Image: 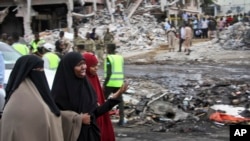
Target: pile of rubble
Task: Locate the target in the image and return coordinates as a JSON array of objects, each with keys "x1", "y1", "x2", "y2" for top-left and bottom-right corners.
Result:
[
  {"x1": 113, "y1": 78, "x2": 250, "y2": 131},
  {"x1": 217, "y1": 22, "x2": 250, "y2": 50},
  {"x1": 23, "y1": 8, "x2": 167, "y2": 54}
]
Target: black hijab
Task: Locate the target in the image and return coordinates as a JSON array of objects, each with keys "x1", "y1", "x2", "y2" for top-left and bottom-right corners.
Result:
[
  {"x1": 5, "y1": 55, "x2": 60, "y2": 116},
  {"x1": 51, "y1": 52, "x2": 97, "y2": 114}
]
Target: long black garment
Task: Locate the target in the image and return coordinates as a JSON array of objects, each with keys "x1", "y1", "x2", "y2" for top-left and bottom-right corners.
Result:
[{"x1": 51, "y1": 52, "x2": 119, "y2": 141}]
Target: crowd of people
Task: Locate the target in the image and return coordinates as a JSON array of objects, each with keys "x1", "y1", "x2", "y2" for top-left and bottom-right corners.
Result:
[
  {"x1": 164, "y1": 12, "x2": 250, "y2": 55},
  {"x1": 0, "y1": 26, "x2": 128, "y2": 141}
]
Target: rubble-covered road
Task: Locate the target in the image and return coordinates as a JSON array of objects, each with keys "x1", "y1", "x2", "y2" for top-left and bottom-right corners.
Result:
[{"x1": 97, "y1": 41, "x2": 250, "y2": 141}]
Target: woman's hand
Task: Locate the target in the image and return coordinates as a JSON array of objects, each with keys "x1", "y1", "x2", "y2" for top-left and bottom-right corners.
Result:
[
  {"x1": 111, "y1": 82, "x2": 129, "y2": 99},
  {"x1": 82, "y1": 113, "x2": 91, "y2": 125}
]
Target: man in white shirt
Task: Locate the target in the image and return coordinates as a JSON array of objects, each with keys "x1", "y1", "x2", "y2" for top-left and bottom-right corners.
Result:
[
  {"x1": 201, "y1": 18, "x2": 208, "y2": 38},
  {"x1": 182, "y1": 12, "x2": 188, "y2": 22},
  {"x1": 178, "y1": 24, "x2": 186, "y2": 52}
]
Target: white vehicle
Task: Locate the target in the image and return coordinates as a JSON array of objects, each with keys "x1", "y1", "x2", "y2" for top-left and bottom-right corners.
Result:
[{"x1": 0, "y1": 42, "x2": 56, "y2": 112}]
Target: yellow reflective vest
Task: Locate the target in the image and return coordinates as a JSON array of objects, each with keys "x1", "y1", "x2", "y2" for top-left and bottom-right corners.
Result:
[
  {"x1": 12, "y1": 43, "x2": 29, "y2": 55},
  {"x1": 104, "y1": 54, "x2": 124, "y2": 87},
  {"x1": 43, "y1": 52, "x2": 60, "y2": 69},
  {"x1": 30, "y1": 39, "x2": 45, "y2": 53}
]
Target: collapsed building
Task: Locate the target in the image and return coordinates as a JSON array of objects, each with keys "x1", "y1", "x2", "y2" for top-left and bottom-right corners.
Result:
[
  {"x1": 0, "y1": 0, "x2": 103, "y2": 36},
  {"x1": 0, "y1": 0, "x2": 204, "y2": 37}
]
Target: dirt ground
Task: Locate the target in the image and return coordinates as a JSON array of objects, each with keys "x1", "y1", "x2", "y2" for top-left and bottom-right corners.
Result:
[
  {"x1": 124, "y1": 38, "x2": 250, "y2": 65},
  {"x1": 112, "y1": 39, "x2": 250, "y2": 141}
]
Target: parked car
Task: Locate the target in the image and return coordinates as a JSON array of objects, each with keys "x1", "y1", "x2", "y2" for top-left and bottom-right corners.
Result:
[{"x1": 0, "y1": 41, "x2": 56, "y2": 112}]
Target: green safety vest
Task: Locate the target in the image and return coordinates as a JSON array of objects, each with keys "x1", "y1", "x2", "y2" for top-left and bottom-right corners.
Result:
[
  {"x1": 104, "y1": 54, "x2": 124, "y2": 87},
  {"x1": 43, "y1": 52, "x2": 60, "y2": 69},
  {"x1": 30, "y1": 39, "x2": 45, "y2": 53},
  {"x1": 12, "y1": 43, "x2": 29, "y2": 55}
]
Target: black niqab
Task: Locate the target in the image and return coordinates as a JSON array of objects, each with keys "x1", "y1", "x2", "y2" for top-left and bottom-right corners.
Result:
[
  {"x1": 5, "y1": 55, "x2": 60, "y2": 116},
  {"x1": 51, "y1": 52, "x2": 97, "y2": 114}
]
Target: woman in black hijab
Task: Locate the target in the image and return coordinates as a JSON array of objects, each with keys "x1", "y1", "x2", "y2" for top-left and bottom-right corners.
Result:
[
  {"x1": 51, "y1": 52, "x2": 128, "y2": 141},
  {"x1": 1, "y1": 55, "x2": 63, "y2": 141}
]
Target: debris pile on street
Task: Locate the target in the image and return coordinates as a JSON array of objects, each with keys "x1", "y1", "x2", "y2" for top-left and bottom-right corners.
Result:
[
  {"x1": 110, "y1": 77, "x2": 250, "y2": 132},
  {"x1": 217, "y1": 22, "x2": 250, "y2": 50}
]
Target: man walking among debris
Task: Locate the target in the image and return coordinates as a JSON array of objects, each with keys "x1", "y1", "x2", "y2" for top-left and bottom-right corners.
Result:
[
  {"x1": 103, "y1": 44, "x2": 125, "y2": 126},
  {"x1": 184, "y1": 23, "x2": 193, "y2": 55}
]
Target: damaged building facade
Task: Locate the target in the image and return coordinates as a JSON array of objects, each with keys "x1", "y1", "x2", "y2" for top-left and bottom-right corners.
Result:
[
  {"x1": 0, "y1": 0, "x2": 105, "y2": 36},
  {"x1": 0, "y1": 0, "x2": 205, "y2": 37},
  {"x1": 212, "y1": 0, "x2": 250, "y2": 16}
]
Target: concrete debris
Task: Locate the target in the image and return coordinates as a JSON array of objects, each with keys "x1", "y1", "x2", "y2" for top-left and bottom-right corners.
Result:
[
  {"x1": 217, "y1": 22, "x2": 250, "y2": 50},
  {"x1": 22, "y1": 8, "x2": 167, "y2": 54},
  {"x1": 113, "y1": 77, "x2": 250, "y2": 131}
]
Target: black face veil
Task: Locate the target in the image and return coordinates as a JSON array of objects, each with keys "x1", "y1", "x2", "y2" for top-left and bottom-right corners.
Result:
[{"x1": 5, "y1": 55, "x2": 60, "y2": 116}]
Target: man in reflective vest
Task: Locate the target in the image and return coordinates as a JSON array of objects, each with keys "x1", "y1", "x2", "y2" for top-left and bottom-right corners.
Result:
[
  {"x1": 103, "y1": 44, "x2": 125, "y2": 126},
  {"x1": 30, "y1": 33, "x2": 45, "y2": 55},
  {"x1": 11, "y1": 32, "x2": 29, "y2": 55},
  {"x1": 43, "y1": 51, "x2": 60, "y2": 70},
  {"x1": 37, "y1": 45, "x2": 60, "y2": 70}
]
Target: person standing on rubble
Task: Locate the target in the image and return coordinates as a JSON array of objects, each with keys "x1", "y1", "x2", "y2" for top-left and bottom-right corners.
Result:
[
  {"x1": 84, "y1": 32, "x2": 96, "y2": 53},
  {"x1": 11, "y1": 32, "x2": 30, "y2": 55},
  {"x1": 90, "y1": 28, "x2": 97, "y2": 40},
  {"x1": 94, "y1": 35, "x2": 105, "y2": 63},
  {"x1": 55, "y1": 40, "x2": 66, "y2": 58},
  {"x1": 184, "y1": 23, "x2": 193, "y2": 55},
  {"x1": 73, "y1": 27, "x2": 84, "y2": 52},
  {"x1": 103, "y1": 44, "x2": 126, "y2": 126},
  {"x1": 76, "y1": 39, "x2": 86, "y2": 54},
  {"x1": 58, "y1": 31, "x2": 72, "y2": 54},
  {"x1": 103, "y1": 28, "x2": 114, "y2": 55}
]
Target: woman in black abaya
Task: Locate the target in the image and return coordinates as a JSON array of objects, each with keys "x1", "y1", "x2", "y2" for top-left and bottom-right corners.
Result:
[{"x1": 51, "y1": 52, "x2": 128, "y2": 141}]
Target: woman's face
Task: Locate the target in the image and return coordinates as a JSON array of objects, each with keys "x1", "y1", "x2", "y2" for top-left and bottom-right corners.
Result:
[
  {"x1": 74, "y1": 60, "x2": 87, "y2": 78},
  {"x1": 89, "y1": 64, "x2": 98, "y2": 76}
]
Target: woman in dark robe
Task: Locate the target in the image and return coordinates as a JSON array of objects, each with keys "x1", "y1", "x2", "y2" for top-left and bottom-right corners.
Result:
[
  {"x1": 1, "y1": 55, "x2": 63, "y2": 141},
  {"x1": 83, "y1": 52, "x2": 116, "y2": 141},
  {"x1": 51, "y1": 52, "x2": 128, "y2": 141}
]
